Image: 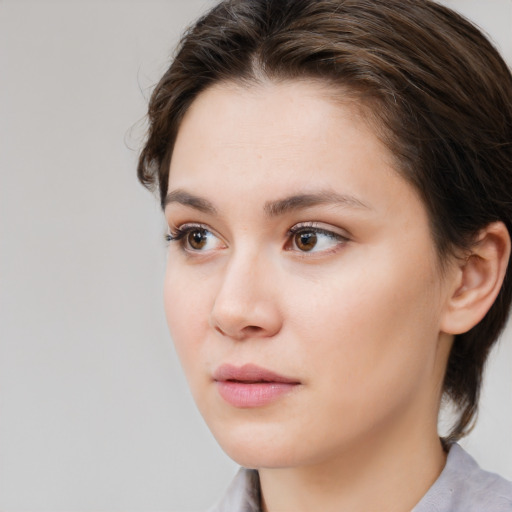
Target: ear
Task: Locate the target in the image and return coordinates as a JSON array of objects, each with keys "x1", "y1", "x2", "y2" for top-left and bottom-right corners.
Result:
[{"x1": 441, "y1": 221, "x2": 511, "y2": 335}]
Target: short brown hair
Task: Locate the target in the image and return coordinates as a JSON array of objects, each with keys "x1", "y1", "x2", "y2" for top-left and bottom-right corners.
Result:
[{"x1": 138, "y1": 0, "x2": 512, "y2": 442}]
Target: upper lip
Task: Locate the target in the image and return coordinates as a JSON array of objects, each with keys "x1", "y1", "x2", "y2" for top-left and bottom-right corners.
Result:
[{"x1": 213, "y1": 363, "x2": 300, "y2": 384}]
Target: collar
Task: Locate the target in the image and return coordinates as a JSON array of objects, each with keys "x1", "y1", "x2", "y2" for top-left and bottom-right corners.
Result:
[{"x1": 210, "y1": 444, "x2": 512, "y2": 512}]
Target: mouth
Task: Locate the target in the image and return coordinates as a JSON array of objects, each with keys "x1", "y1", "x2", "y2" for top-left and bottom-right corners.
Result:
[{"x1": 213, "y1": 363, "x2": 301, "y2": 408}]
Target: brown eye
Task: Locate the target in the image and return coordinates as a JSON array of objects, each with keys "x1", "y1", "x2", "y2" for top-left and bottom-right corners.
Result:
[
  {"x1": 187, "y1": 229, "x2": 208, "y2": 250},
  {"x1": 288, "y1": 225, "x2": 348, "y2": 254},
  {"x1": 167, "y1": 224, "x2": 225, "y2": 253},
  {"x1": 294, "y1": 231, "x2": 318, "y2": 252}
]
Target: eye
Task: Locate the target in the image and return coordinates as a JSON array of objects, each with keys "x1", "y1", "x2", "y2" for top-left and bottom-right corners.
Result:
[
  {"x1": 287, "y1": 223, "x2": 348, "y2": 253},
  {"x1": 166, "y1": 224, "x2": 225, "y2": 252}
]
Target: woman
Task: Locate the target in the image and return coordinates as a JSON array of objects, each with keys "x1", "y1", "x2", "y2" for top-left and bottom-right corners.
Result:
[{"x1": 138, "y1": 0, "x2": 512, "y2": 510}]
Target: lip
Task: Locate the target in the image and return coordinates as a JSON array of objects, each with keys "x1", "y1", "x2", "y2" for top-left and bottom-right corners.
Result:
[{"x1": 213, "y1": 364, "x2": 301, "y2": 408}]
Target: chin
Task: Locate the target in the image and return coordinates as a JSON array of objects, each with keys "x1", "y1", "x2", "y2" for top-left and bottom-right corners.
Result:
[
  {"x1": 221, "y1": 441, "x2": 300, "y2": 469},
  {"x1": 208, "y1": 420, "x2": 315, "y2": 469}
]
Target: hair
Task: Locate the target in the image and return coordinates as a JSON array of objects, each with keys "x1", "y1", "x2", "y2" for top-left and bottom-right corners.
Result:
[{"x1": 137, "y1": 0, "x2": 512, "y2": 442}]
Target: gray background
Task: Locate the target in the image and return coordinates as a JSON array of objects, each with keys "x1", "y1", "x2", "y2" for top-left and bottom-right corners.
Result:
[{"x1": 0, "y1": 0, "x2": 510, "y2": 510}]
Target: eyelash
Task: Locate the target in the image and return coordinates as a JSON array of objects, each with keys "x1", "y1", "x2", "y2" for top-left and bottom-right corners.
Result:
[
  {"x1": 165, "y1": 223, "x2": 222, "y2": 251},
  {"x1": 286, "y1": 222, "x2": 349, "y2": 252},
  {"x1": 165, "y1": 222, "x2": 349, "y2": 253},
  {"x1": 287, "y1": 223, "x2": 346, "y2": 239},
  {"x1": 165, "y1": 225, "x2": 198, "y2": 244}
]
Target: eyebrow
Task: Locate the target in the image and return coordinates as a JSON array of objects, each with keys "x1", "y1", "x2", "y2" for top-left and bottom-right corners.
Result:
[
  {"x1": 163, "y1": 188, "x2": 370, "y2": 216},
  {"x1": 163, "y1": 189, "x2": 218, "y2": 214},
  {"x1": 264, "y1": 191, "x2": 371, "y2": 216}
]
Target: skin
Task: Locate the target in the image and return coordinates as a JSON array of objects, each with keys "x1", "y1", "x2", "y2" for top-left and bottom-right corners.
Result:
[{"x1": 162, "y1": 80, "x2": 504, "y2": 512}]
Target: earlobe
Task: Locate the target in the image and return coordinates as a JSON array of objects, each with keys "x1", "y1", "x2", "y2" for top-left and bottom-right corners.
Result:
[{"x1": 441, "y1": 222, "x2": 511, "y2": 335}]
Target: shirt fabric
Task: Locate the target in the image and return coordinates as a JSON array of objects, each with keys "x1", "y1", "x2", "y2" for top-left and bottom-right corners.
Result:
[{"x1": 208, "y1": 443, "x2": 512, "y2": 511}]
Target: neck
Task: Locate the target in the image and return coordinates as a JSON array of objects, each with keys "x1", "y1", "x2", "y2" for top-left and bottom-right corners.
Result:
[{"x1": 258, "y1": 418, "x2": 446, "y2": 512}]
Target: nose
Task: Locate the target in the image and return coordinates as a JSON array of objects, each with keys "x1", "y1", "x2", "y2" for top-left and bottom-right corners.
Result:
[{"x1": 209, "y1": 250, "x2": 283, "y2": 340}]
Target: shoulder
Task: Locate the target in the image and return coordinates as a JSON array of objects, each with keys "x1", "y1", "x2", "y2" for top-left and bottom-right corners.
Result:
[
  {"x1": 413, "y1": 443, "x2": 512, "y2": 512},
  {"x1": 207, "y1": 468, "x2": 260, "y2": 512}
]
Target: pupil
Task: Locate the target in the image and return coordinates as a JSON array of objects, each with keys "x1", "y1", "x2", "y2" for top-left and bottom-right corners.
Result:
[
  {"x1": 189, "y1": 229, "x2": 207, "y2": 249},
  {"x1": 297, "y1": 232, "x2": 317, "y2": 251}
]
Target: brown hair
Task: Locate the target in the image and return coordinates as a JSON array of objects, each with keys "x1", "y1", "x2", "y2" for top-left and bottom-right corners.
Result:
[{"x1": 138, "y1": 0, "x2": 512, "y2": 442}]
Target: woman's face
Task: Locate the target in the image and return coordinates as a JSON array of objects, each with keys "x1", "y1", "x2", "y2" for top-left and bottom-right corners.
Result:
[{"x1": 163, "y1": 80, "x2": 455, "y2": 469}]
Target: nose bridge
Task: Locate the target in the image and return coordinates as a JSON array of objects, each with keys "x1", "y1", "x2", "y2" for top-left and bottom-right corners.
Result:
[
  {"x1": 210, "y1": 243, "x2": 281, "y2": 339},
  {"x1": 222, "y1": 246, "x2": 260, "y2": 298}
]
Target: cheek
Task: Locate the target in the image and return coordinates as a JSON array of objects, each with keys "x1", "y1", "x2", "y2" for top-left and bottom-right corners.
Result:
[
  {"x1": 163, "y1": 264, "x2": 210, "y2": 370},
  {"x1": 287, "y1": 246, "x2": 443, "y2": 402}
]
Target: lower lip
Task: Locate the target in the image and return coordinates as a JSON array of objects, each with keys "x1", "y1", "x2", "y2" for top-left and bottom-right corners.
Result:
[{"x1": 216, "y1": 381, "x2": 299, "y2": 408}]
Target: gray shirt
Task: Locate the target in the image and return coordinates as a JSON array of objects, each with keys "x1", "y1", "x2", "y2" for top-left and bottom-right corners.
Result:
[{"x1": 209, "y1": 444, "x2": 512, "y2": 511}]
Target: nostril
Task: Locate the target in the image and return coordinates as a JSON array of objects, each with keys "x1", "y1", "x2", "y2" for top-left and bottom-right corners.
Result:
[
  {"x1": 234, "y1": 325, "x2": 266, "y2": 341},
  {"x1": 243, "y1": 325, "x2": 264, "y2": 335},
  {"x1": 213, "y1": 323, "x2": 264, "y2": 339}
]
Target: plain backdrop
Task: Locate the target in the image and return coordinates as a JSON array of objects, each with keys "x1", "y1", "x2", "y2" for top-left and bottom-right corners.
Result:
[{"x1": 0, "y1": 1, "x2": 511, "y2": 510}]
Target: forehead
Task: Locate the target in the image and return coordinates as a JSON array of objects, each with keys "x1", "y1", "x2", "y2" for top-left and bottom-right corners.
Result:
[{"x1": 169, "y1": 80, "x2": 397, "y2": 192}]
